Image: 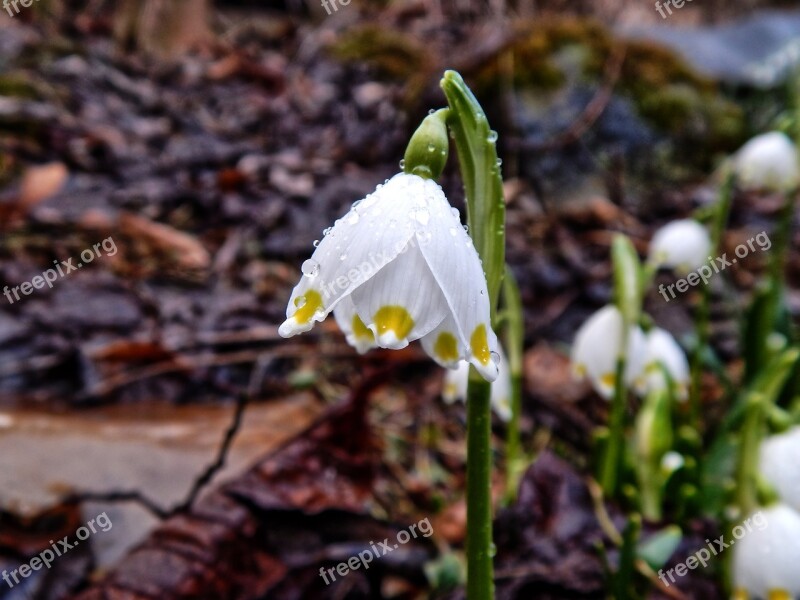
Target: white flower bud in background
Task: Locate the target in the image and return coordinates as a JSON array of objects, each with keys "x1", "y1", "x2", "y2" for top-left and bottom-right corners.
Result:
[
  {"x1": 733, "y1": 131, "x2": 800, "y2": 193},
  {"x1": 759, "y1": 427, "x2": 800, "y2": 513},
  {"x1": 279, "y1": 172, "x2": 500, "y2": 381},
  {"x1": 634, "y1": 327, "x2": 690, "y2": 400},
  {"x1": 733, "y1": 504, "x2": 800, "y2": 599},
  {"x1": 648, "y1": 219, "x2": 712, "y2": 274},
  {"x1": 570, "y1": 305, "x2": 647, "y2": 399},
  {"x1": 442, "y1": 347, "x2": 512, "y2": 422}
]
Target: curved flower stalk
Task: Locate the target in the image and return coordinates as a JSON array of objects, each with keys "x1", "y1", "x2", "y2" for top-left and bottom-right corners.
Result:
[
  {"x1": 570, "y1": 305, "x2": 647, "y2": 399},
  {"x1": 732, "y1": 504, "x2": 800, "y2": 599},
  {"x1": 759, "y1": 426, "x2": 800, "y2": 512},
  {"x1": 647, "y1": 219, "x2": 712, "y2": 274},
  {"x1": 733, "y1": 131, "x2": 800, "y2": 193},
  {"x1": 278, "y1": 171, "x2": 500, "y2": 382},
  {"x1": 443, "y1": 347, "x2": 512, "y2": 421},
  {"x1": 636, "y1": 328, "x2": 690, "y2": 401}
]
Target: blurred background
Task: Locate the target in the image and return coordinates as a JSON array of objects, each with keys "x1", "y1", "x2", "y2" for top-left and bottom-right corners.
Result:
[{"x1": 0, "y1": 1, "x2": 799, "y2": 598}]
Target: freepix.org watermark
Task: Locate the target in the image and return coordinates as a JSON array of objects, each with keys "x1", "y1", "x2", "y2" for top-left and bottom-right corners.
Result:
[
  {"x1": 654, "y1": 0, "x2": 693, "y2": 19},
  {"x1": 2, "y1": 512, "x2": 113, "y2": 589},
  {"x1": 658, "y1": 231, "x2": 771, "y2": 303},
  {"x1": 3, "y1": 237, "x2": 117, "y2": 305},
  {"x1": 319, "y1": 517, "x2": 433, "y2": 585},
  {"x1": 658, "y1": 510, "x2": 767, "y2": 587},
  {"x1": 3, "y1": 0, "x2": 40, "y2": 18}
]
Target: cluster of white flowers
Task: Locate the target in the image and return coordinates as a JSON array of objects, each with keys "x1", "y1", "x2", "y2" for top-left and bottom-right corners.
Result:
[
  {"x1": 279, "y1": 172, "x2": 500, "y2": 382},
  {"x1": 734, "y1": 427, "x2": 800, "y2": 599},
  {"x1": 570, "y1": 305, "x2": 689, "y2": 401}
]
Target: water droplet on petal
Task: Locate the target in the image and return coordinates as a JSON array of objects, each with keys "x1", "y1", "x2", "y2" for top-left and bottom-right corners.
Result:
[
  {"x1": 417, "y1": 230, "x2": 432, "y2": 244},
  {"x1": 408, "y1": 206, "x2": 431, "y2": 225},
  {"x1": 450, "y1": 207, "x2": 460, "y2": 219},
  {"x1": 496, "y1": 158, "x2": 503, "y2": 167},
  {"x1": 399, "y1": 159, "x2": 405, "y2": 169},
  {"x1": 339, "y1": 253, "x2": 348, "y2": 261},
  {"x1": 301, "y1": 259, "x2": 320, "y2": 278},
  {"x1": 352, "y1": 199, "x2": 363, "y2": 209},
  {"x1": 323, "y1": 227, "x2": 332, "y2": 236},
  {"x1": 312, "y1": 239, "x2": 320, "y2": 248},
  {"x1": 348, "y1": 212, "x2": 360, "y2": 225},
  {"x1": 487, "y1": 130, "x2": 498, "y2": 143},
  {"x1": 427, "y1": 143, "x2": 435, "y2": 153},
  {"x1": 449, "y1": 227, "x2": 457, "y2": 236},
  {"x1": 490, "y1": 351, "x2": 500, "y2": 366}
]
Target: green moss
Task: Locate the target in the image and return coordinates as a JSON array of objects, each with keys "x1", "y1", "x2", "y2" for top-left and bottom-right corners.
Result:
[{"x1": 329, "y1": 25, "x2": 429, "y2": 80}]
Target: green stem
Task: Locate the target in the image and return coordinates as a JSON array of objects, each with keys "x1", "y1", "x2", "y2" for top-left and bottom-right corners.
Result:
[
  {"x1": 768, "y1": 189, "x2": 795, "y2": 305},
  {"x1": 466, "y1": 375, "x2": 495, "y2": 600},
  {"x1": 600, "y1": 356, "x2": 627, "y2": 495},
  {"x1": 735, "y1": 396, "x2": 764, "y2": 515},
  {"x1": 501, "y1": 267, "x2": 525, "y2": 505}
]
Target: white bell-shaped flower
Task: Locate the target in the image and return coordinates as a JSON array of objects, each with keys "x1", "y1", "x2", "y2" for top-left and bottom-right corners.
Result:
[
  {"x1": 734, "y1": 131, "x2": 800, "y2": 193},
  {"x1": 733, "y1": 504, "x2": 800, "y2": 599},
  {"x1": 279, "y1": 172, "x2": 500, "y2": 381},
  {"x1": 648, "y1": 219, "x2": 711, "y2": 274},
  {"x1": 570, "y1": 305, "x2": 647, "y2": 399},
  {"x1": 759, "y1": 427, "x2": 800, "y2": 513},
  {"x1": 442, "y1": 347, "x2": 512, "y2": 421},
  {"x1": 634, "y1": 327, "x2": 689, "y2": 400}
]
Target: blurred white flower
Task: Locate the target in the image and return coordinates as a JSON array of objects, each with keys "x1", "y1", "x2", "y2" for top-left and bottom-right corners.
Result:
[
  {"x1": 759, "y1": 427, "x2": 800, "y2": 513},
  {"x1": 733, "y1": 504, "x2": 800, "y2": 599},
  {"x1": 648, "y1": 219, "x2": 711, "y2": 274},
  {"x1": 634, "y1": 327, "x2": 690, "y2": 400},
  {"x1": 734, "y1": 131, "x2": 800, "y2": 193},
  {"x1": 443, "y1": 347, "x2": 512, "y2": 421},
  {"x1": 279, "y1": 172, "x2": 499, "y2": 381},
  {"x1": 570, "y1": 305, "x2": 647, "y2": 399}
]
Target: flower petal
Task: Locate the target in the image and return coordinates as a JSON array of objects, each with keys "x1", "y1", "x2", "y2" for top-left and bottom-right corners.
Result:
[
  {"x1": 421, "y1": 313, "x2": 465, "y2": 369},
  {"x1": 414, "y1": 191, "x2": 499, "y2": 381},
  {"x1": 350, "y1": 243, "x2": 449, "y2": 349},
  {"x1": 279, "y1": 173, "x2": 427, "y2": 337},
  {"x1": 333, "y1": 295, "x2": 376, "y2": 354}
]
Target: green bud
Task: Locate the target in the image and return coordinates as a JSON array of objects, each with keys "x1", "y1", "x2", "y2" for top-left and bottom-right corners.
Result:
[{"x1": 403, "y1": 108, "x2": 450, "y2": 180}]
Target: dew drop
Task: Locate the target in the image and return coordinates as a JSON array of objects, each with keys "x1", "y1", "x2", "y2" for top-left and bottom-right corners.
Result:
[
  {"x1": 487, "y1": 130, "x2": 498, "y2": 143},
  {"x1": 427, "y1": 143, "x2": 436, "y2": 153},
  {"x1": 490, "y1": 351, "x2": 501, "y2": 366},
  {"x1": 417, "y1": 230, "x2": 432, "y2": 244},
  {"x1": 323, "y1": 227, "x2": 332, "y2": 236},
  {"x1": 449, "y1": 227, "x2": 457, "y2": 236},
  {"x1": 399, "y1": 159, "x2": 405, "y2": 169},
  {"x1": 428, "y1": 108, "x2": 436, "y2": 115},
  {"x1": 450, "y1": 207, "x2": 460, "y2": 219},
  {"x1": 312, "y1": 239, "x2": 320, "y2": 248},
  {"x1": 301, "y1": 259, "x2": 320, "y2": 278},
  {"x1": 410, "y1": 207, "x2": 430, "y2": 225},
  {"x1": 496, "y1": 158, "x2": 503, "y2": 167},
  {"x1": 339, "y1": 253, "x2": 348, "y2": 261},
  {"x1": 348, "y1": 212, "x2": 360, "y2": 225},
  {"x1": 352, "y1": 199, "x2": 363, "y2": 209}
]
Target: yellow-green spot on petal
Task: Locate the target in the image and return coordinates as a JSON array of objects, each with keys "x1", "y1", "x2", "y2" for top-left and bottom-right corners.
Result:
[
  {"x1": 293, "y1": 290, "x2": 323, "y2": 324},
  {"x1": 374, "y1": 306, "x2": 414, "y2": 340},
  {"x1": 352, "y1": 314, "x2": 375, "y2": 342},
  {"x1": 600, "y1": 373, "x2": 616, "y2": 389},
  {"x1": 768, "y1": 591, "x2": 791, "y2": 600},
  {"x1": 470, "y1": 324, "x2": 491, "y2": 366},
  {"x1": 732, "y1": 589, "x2": 749, "y2": 600},
  {"x1": 434, "y1": 332, "x2": 459, "y2": 362}
]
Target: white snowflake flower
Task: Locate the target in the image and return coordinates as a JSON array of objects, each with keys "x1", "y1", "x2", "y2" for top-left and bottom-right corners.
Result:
[
  {"x1": 570, "y1": 305, "x2": 647, "y2": 399},
  {"x1": 278, "y1": 172, "x2": 500, "y2": 381},
  {"x1": 734, "y1": 131, "x2": 800, "y2": 193},
  {"x1": 759, "y1": 427, "x2": 800, "y2": 513},
  {"x1": 634, "y1": 327, "x2": 690, "y2": 400},
  {"x1": 648, "y1": 219, "x2": 711, "y2": 274},
  {"x1": 733, "y1": 504, "x2": 800, "y2": 600},
  {"x1": 442, "y1": 347, "x2": 512, "y2": 421}
]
